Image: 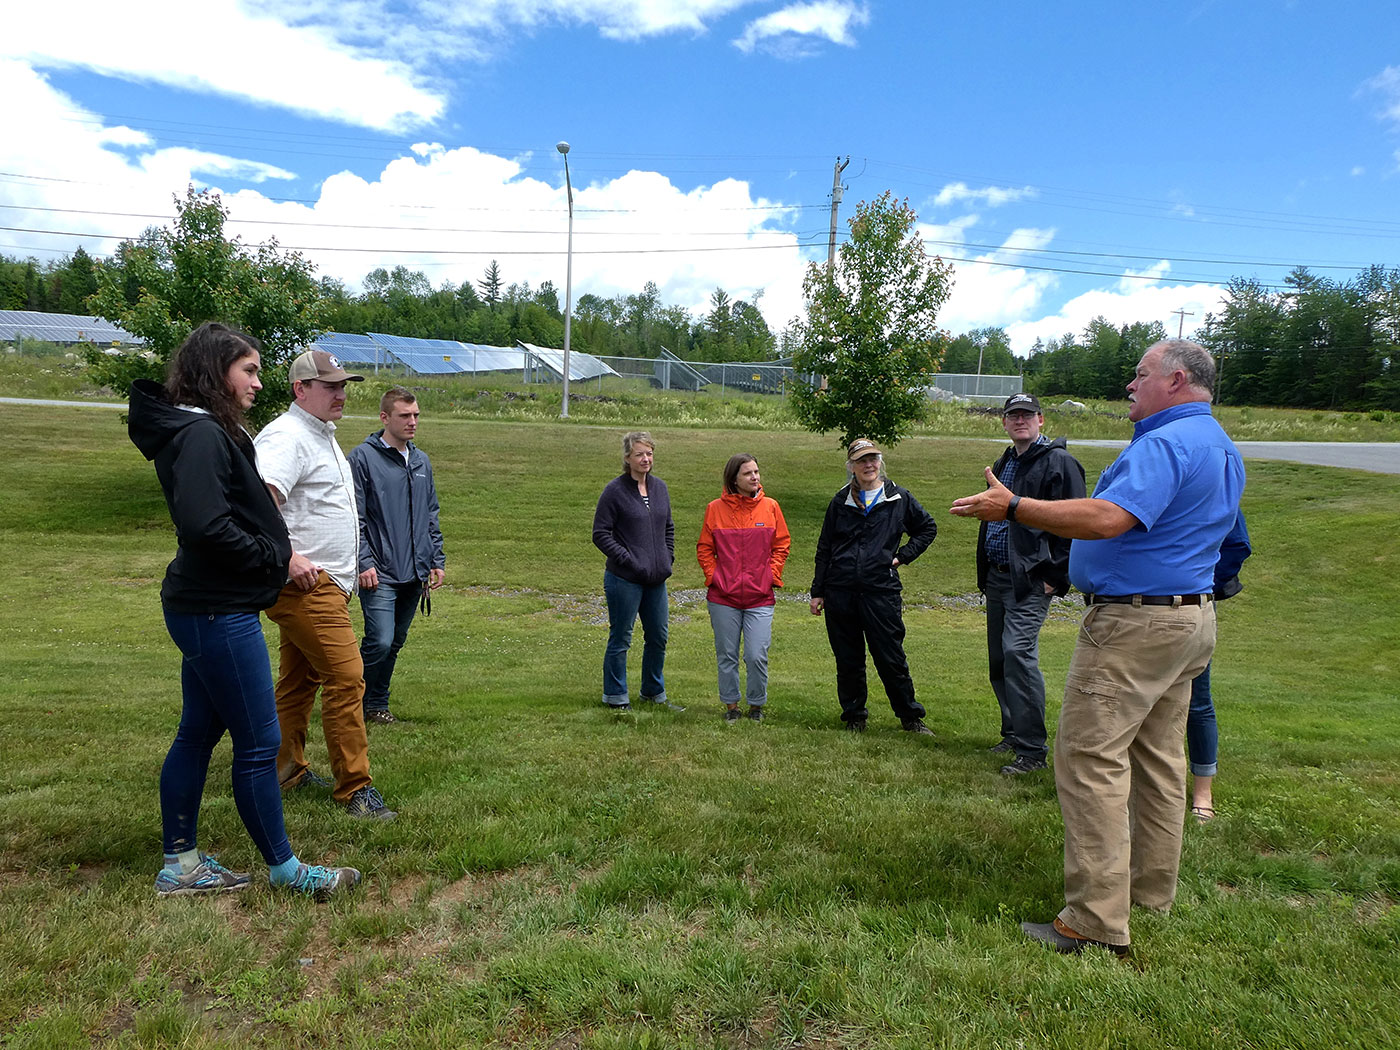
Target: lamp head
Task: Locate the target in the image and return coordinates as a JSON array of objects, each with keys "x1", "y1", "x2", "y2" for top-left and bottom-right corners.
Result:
[{"x1": 556, "y1": 141, "x2": 570, "y2": 155}]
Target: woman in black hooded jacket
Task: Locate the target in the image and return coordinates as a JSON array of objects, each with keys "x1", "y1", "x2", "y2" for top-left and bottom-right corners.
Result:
[{"x1": 128, "y1": 323, "x2": 358, "y2": 899}]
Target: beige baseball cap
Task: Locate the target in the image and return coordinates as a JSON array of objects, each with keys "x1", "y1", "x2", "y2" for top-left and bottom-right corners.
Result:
[
  {"x1": 847, "y1": 437, "x2": 882, "y2": 460},
  {"x1": 288, "y1": 349, "x2": 364, "y2": 384}
]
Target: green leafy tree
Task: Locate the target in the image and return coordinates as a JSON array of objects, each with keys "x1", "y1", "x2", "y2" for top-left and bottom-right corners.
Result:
[
  {"x1": 789, "y1": 192, "x2": 953, "y2": 447},
  {"x1": 479, "y1": 260, "x2": 503, "y2": 308},
  {"x1": 86, "y1": 187, "x2": 325, "y2": 425}
]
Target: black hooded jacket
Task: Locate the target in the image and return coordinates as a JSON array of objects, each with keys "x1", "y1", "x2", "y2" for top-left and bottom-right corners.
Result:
[
  {"x1": 975, "y1": 437, "x2": 1086, "y2": 599},
  {"x1": 128, "y1": 379, "x2": 291, "y2": 614}
]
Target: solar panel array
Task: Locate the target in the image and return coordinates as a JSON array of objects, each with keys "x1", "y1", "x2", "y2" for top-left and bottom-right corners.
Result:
[
  {"x1": 518, "y1": 342, "x2": 619, "y2": 382},
  {"x1": 0, "y1": 310, "x2": 141, "y2": 345}
]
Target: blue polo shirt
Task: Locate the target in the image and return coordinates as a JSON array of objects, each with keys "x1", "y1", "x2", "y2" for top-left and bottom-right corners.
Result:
[{"x1": 1069, "y1": 402, "x2": 1244, "y2": 596}]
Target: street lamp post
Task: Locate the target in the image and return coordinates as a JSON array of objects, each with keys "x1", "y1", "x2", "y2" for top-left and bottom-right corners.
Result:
[{"x1": 557, "y1": 141, "x2": 574, "y2": 419}]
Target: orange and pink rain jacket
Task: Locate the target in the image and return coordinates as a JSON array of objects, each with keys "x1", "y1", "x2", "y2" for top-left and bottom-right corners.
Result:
[{"x1": 696, "y1": 487, "x2": 792, "y2": 610}]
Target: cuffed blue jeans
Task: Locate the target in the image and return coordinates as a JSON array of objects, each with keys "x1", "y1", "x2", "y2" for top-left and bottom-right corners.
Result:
[
  {"x1": 707, "y1": 601, "x2": 773, "y2": 707},
  {"x1": 359, "y1": 581, "x2": 421, "y2": 712},
  {"x1": 160, "y1": 609, "x2": 293, "y2": 867},
  {"x1": 986, "y1": 566, "x2": 1052, "y2": 761},
  {"x1": 601, "y1": 571, "x2": 668, "y2": 706},
  {"x1": 1186, "y1": 660, "x2": 1218, "y2": 776}
]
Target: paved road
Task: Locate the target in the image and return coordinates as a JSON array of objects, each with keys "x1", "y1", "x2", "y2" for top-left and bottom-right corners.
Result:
[
  {"x1": 1072, "y1": 438, "x2": 1399, "y2": 475},
  {"x1": 4, "y1": 397, "x2": 1397, "y2": 474}
]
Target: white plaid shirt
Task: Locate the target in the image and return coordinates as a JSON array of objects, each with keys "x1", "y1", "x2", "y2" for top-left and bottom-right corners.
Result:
[{"x1": 253, "y1": 403, "x2": 359, "y2": 594}]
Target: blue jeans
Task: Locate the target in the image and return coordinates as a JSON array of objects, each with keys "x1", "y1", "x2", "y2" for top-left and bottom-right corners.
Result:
[
  {"x1": 602, "y1": 571, "x2": 668, "y2": 706},
  {"x1": 707, "y1": 602, "x2": 773, "y2": 707},
  {"x1": 360, "y1": 581, "x2": 421, "y2": 712},
  {"x1": 161, "y1": 610, "x2": 293, "y2": 866},
  {"x1": 1186, "y1": 660, "x2": 1217, "y2": 776}
]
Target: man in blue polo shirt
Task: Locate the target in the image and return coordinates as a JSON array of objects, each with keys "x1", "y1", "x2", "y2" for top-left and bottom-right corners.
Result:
[{"x1": 952, "y1": 339, "x2": 1244, "y2": 955}]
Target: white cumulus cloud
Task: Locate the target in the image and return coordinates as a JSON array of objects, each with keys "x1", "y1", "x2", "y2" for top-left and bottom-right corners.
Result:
[
  {"x1": 933, "y1": 182, "x2": 1037, "y2": 208},
  {"x1": 733, "y1": 1, "x2": 870, "y2": 56}
]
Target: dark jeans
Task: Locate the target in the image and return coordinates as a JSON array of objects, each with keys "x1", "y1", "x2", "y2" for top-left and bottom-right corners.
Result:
[
  {"x1": 602, "y1": 571, "x2": 669, "y2": 705},
  {"x1": 1186, "y1": 660, "x2": 1217, "y2": 776},
  {"x1": 161, "y1": 610, "x2": 293, "y2": 866},
  {"x1": 360, "y1": 581, "x2": 421, "y2": 712},
  {"x1": 986, "y1": 567, "x2": 1051, "y2": 760},
  {"x1": 821, "y1": 587, "x2": 925, "y2": 724}
]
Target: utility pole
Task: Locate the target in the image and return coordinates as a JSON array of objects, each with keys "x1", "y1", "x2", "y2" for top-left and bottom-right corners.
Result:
[
  {"x1": 826, "y1": 155, "x2": 850, "y2": 269},
  {"x1": 1171, "y1": 308, "x2": 1195, "y2": 339}
]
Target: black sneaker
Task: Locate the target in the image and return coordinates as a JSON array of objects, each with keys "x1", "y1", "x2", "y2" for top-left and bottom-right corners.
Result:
[
  {"x1": 1001, "y1": 755, "x2": 1048, "y2": 776},
  {"x1": 844, "y1": 720, "x2": 867, "y2": 733},
  {"x1": 988, "y1": 740, "x2": 1014, "y2": 754},
  {"x1": 746, "y1": 706, "x2": 764, "y2": 722},
  {"x1": 365, "y1": 709, "x2": 397, "y2": 725},
  {"x1": 901, "y1": 718, "x2": 935, "y2": 736},
  {"x1": 723, "y1": 707, "x2": 742, "y2": 724},
  {"x1": 344, "y1": 786, "x2": 397, "y2": 820}
]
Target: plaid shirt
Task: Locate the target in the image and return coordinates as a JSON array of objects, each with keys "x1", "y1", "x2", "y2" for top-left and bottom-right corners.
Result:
[{"x1": 982, "y1": 436, "x2": 1047, "y2": 566}]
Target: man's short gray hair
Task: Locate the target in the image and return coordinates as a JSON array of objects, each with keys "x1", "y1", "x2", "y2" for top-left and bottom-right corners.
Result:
[{"x1": 1152, "y1": 339, "x2": 1216, "y2": 395}]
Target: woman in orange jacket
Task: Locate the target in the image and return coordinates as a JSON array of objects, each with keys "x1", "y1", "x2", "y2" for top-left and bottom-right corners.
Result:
[{"x1": 696, "y1": 454, "x2": 791, "y2": 723}]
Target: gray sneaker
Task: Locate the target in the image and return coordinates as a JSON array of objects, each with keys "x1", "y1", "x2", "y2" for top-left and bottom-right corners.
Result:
[
  {"x1": 1001, "y1": 755, "x2": 1049, "y2": 776},
  {"x1": 344, "y1": 786, "x2": 397, "y2": 821},
  {"x1": 155, "y1": 855, "x2": 251, "y2": 897},
  {"x1": 646, "y1": 697, "x2": 686, "y2": 712},
  {"x1": 988, "y1": 740, "x2": 1014, "y2": 754},
  {"x1": 901, "y1": 718, "x2": 935, "y2": 736},
  {"x1": 746, "y1": 706, "x2": 764, "y2": 722},
  {"x1": 723, "y1": 707, "x2": 742, "y2": 724},
  {"x1": 285, "y1": 767, "x2": 332, "y2": 792},
  {"x1": 283, "y1": 862, "x2": 362, "y2": 900}
]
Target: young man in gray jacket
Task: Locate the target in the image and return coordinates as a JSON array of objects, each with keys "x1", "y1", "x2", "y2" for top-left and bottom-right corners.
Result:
[
  {"x1": 975, "y1": 394, "x2": 1086, "y2": 775},
  {"x1": 347, "y1": 387, "x2": 446, "y2": 724}
]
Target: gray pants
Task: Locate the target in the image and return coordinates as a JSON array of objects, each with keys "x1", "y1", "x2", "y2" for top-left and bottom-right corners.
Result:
[
  {"x1": 986, "y1": 566, "x2": 1051, "y2": 760},
  {"x1": 707, "y1": 602, "x2": 773, "y2": 707}
]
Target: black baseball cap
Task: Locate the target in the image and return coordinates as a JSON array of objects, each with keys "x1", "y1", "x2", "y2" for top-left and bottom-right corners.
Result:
[{"x1": 1002, "y1": 393, "x2": 1041, "y2": 415}]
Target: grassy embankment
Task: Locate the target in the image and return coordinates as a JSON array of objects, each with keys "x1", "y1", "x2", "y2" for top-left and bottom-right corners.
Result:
[
  {"x1": 4, "y1": 351, "x2": 1400, "y2": 442},
  {"x1": 1, "y1": 402, "x2": 1398, "y2": 1049}
]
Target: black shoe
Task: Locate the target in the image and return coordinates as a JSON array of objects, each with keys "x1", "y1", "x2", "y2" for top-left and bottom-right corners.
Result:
[
  {"x1": 285, "y1": 768, "x2": 332, "y2": 792},
  {"x1": 723, "y1": 707, "x2": 742, "y2": 724},
  {"x1": 365, "y1": 709, "x2": 397, "y2": 725},
  {"x1": 988, "y1": 740, "x2": 1014, "y2": 754},
  {"x1": 746, "y1": 706, "x2": 764, "y2": 722},
  {"x1": 344, "y1": 785, "x2": 397, "y2": 821},
  {"x1": 1020, "y1": 920, "x2": 1129, "y2": 957},
  {"x1": 1001, "y1": 755, "x2": 1048, "y2": 776},
  {"x1": 844, "y1": 719, "x2": 867, "y2": 733},
  {"x1": 901, "y1": 718, "x2": 935, "y2": 736},
  {"x1": 607, "y1": 702, "x2": 632, "y2": 712}
]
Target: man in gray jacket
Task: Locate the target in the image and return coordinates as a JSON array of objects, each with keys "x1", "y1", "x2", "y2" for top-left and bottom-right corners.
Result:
[
  {"x1": 348, "y1": 387, "x2": 446, "y2": 724},
  {"x1": 975, "y1": 394, "x2": 1086, "y2": 775}
]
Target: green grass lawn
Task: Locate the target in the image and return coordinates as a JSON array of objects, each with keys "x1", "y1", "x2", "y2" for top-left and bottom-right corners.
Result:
[{"x1": 1, "y1": 407, "x2": 1398, "y2": 1049}]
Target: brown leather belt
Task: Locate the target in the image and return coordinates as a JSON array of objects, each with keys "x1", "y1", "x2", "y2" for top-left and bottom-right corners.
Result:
[{"x1": 1085, "y1": 593, "x2": 1211, "y2": 607}]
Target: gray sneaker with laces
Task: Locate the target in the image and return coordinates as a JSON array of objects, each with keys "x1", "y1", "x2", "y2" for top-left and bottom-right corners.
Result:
[
  {"x1": 344, "y1": 785, "x2": 397, "y2": 820},
  {"x1": 283, "y1": 862, "x2": 362, "y2": 899}
]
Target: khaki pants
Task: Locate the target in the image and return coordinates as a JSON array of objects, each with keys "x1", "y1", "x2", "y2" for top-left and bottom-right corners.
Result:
[
  {"x1": 266, "y1": 572, "x2": 371, "y2": 804},
  {"x1": 1054, "y1": 600, "x2": 1216, "y2": 945}
]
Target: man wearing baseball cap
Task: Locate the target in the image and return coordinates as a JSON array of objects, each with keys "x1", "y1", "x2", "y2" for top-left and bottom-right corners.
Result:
[
  {"x1": 975, "y1": 393, "x2": 1085, "y2": 775},
  {"x1": 254, "y1": 349, "x2": 396, "y2": 820}
]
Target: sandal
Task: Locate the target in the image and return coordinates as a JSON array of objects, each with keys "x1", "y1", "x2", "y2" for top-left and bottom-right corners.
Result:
[{"x1": 1191, "y1": 805, "x2": 1216, "y2": 824}]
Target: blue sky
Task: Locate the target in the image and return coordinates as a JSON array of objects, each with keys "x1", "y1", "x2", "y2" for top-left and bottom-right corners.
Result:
[{"x1": 4, "y1": 1, "x2": 1399, "y2": 353}]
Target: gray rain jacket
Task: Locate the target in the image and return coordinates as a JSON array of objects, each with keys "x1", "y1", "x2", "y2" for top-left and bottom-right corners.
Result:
[{"x1": 347, "y1": 432, "x2": 445, "y2": 586}]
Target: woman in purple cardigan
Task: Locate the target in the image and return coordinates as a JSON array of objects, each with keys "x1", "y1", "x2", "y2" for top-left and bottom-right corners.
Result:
[{"x1": 591, "y1": 431, "x2": 681, "y2": 713}]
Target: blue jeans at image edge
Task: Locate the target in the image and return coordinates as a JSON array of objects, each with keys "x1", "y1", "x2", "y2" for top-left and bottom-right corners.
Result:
[
  {"x1": 161, "y1": 609, "x2": 294, "y2": 866},
  {"x1": 602, "y1": 570, "x2": 668, "y2": 705},
  {"x1": 360, "y1": 580, "x2": 421, "y2": 712},
  {"x1": 1186, "y1": 660, "x2": 1218, "y2": 776}
]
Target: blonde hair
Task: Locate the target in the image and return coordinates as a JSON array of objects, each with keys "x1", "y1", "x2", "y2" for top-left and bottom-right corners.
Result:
[{"x1": 621, "y1": 431, "x2": 655, "y2": 472}]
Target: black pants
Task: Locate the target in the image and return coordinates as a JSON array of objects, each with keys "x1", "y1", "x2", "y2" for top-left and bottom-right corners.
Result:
[{"x1": 822, "y1": 587, "x2": 925, "y2": 724}]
